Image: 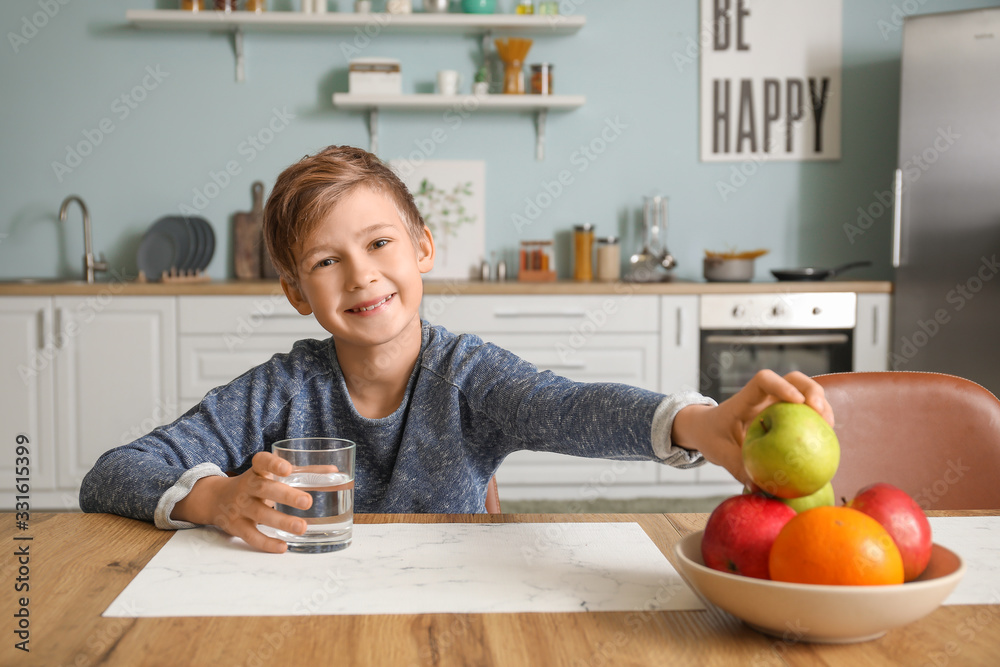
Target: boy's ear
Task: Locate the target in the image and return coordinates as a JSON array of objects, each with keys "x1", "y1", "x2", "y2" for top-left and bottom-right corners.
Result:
[
  {"x1": 416, "y1": 225, "x2": 435, "y2": 274},
  {"x1": 280, "y1": 277, "x2": 313, "y2": 316}
]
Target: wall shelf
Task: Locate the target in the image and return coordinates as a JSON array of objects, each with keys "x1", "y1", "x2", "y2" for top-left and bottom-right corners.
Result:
[
  {"x1": 125, "y1": 10, "x2": 585, "y2": 35},
  {"x1": 332, "y1": 93, "x2": 586, "y2": 160}
]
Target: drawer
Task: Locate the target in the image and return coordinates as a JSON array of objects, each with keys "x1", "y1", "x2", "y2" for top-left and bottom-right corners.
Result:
[
  {"x1": 179, "y1": 333, "x2": 326, "y2": 399},
  {"x1": 480, "y1": 333, "x2": 659, "y2": 391},
  {"x1": 178, "y1": 295, "x2": 328, "y2": 336},
  {"x1": 496, "y1": 451, "x2": 659, "y2": 486},
  {"x1": 422, "y1": 294, "x2": 660, "y2": 334}
]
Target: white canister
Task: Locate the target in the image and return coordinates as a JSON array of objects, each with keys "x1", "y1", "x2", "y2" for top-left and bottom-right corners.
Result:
[
  {"x1": 437, "y1": 70, "x2": 461, "y2": 96},
  {"x1": 354, "y1": 0, "x2": 372, "y2": 12}
]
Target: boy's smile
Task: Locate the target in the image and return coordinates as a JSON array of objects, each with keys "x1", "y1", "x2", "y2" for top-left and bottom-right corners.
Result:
[{"x1": 280, "y1": 186, "x2": 434, "y2": 354}]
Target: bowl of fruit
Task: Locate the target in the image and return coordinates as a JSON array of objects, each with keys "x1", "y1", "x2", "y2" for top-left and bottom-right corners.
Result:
[{"x1": 673, "y1": 402, "x2": 966, "y2": 643}]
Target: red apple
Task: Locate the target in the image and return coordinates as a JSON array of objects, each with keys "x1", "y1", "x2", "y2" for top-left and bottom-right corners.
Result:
[
  {"x1": 847, "y1": 482, "x2": 933, "y2": 582},
  {"x1": 701, "y1": 493, "x2": 797, "y2": 579}
]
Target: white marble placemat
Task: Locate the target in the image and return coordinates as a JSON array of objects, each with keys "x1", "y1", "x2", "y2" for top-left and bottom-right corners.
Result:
[
  {"x1": 103, "y1": 522, "x2": 704, "y2": 617},
  {"x1": 928, "y1": 516, "x2": 1000, "y2": 606}
]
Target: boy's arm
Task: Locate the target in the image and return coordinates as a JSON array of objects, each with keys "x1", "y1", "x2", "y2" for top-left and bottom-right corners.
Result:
[{"x1": 671, "y1": 369, "x2": 834, "y2": 487}]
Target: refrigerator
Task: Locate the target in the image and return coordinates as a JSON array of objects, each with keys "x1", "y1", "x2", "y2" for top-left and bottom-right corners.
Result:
[{"x1": 892, "y1": 7, "x2": 1000, "y2": 396}]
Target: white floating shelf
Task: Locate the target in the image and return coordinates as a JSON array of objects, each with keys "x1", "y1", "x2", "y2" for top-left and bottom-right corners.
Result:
[
  {"x1": 332, "y1": 93, "x2": 586, "y2": 110},
  {"x1": 125, "y1": 10, "x2": 585, "y2": 35},
  {"x1": 332, "y1": 94, "x2": 585, "y2": 160}
]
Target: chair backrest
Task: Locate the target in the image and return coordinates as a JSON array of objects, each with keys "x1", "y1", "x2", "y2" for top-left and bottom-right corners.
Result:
[
  {"x1": 814, "y1": 372, "x2": 1000, "y2": 510},
  {"x1": 485, "y1": 475, "x2": 501, "y2": 514}
]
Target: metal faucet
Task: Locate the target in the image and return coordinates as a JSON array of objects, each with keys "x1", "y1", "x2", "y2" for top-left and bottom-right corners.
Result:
[{"x1": 58, "y1": 195, "x2": 108, "y2": 283}]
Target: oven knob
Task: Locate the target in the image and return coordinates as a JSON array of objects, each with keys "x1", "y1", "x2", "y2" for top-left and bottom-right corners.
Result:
[
  {"x1": 813, "y1": 307, "x2": 822, "y2": 315},
  {"x1": 771, "y1": 304, "x2": 785, "y2": 318},
  {"x1": 732, "y1": 305, "x2": 745, "y2": 318}
]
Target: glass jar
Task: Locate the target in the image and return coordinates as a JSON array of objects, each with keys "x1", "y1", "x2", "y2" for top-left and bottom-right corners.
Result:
[
  {"x1": 214, "y1": 0, "x2": 237, "y2": 11},
  {"x1": 245, "y1": 0, "x2": 267, "y2": 12},
  {"x1": 503, "y1": 59, "x2": 525, "y2": 94},
  {"x1": 596, "y1": 236, "x2": 621, "y2": 282},
  {"x1": 573, "y1": 224, "x2": 594, "y2": 281},
  {"x1": 538, "y1": 1, "x2": 559, "y2": 14},
  {"x1": 181, "y1": 0, "x2": 205, "y2": 10},
  {"x1": 516, "y1": 0, "x2": 535, "y2": 14},
  {"x1": 530, "y1": 63, "x2": 553, "y2": 95}
]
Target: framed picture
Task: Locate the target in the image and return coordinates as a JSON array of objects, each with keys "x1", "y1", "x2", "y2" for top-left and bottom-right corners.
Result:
[{"x1": 389, "y1": 160, "x2": 486, "y2": 281}]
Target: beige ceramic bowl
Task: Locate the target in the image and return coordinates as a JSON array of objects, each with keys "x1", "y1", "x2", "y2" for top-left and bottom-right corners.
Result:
[{"x1": 674, "y1": 531, "x2": 965, "y2": 643}]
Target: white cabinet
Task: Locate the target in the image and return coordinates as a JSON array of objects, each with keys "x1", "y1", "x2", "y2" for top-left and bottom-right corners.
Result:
[
  {"x1": 0, "y1": 296, "x2": 177, "y2": 510},
  {"x1": 422, "y1": 293, "x2": 686, "y2": 499},
  {"x1": 0, "y1": 298, "x2": 57, "y2": 498},
  {"x1": 177, "y1": 295, "x2": 328, "y2": 407},
  {"x1": 660, "y1": 295, "x2": 700, "y2": 394},
  {"x1": 854, "y1": 294, "x2": 892, "y2": 372}
]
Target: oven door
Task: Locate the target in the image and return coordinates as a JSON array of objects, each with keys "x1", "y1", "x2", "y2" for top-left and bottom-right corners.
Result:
[{"x1": 699, "y1": 329, "x2": 853, "y2": 401}]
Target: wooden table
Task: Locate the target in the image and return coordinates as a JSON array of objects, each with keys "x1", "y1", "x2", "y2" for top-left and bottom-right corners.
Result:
[{"x1": 3, "y1": 511, "x2": 998, "y2": 666}]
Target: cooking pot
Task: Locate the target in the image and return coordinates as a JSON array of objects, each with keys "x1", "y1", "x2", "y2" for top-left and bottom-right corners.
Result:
[{"x1": 771, "y1": 260, "x2": 872, "y2": 282}]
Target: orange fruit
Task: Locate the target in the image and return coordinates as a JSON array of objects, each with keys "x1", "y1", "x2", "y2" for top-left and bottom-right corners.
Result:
[{"x1": 769, "y1": 506, "x2": 904, "y2": 585}]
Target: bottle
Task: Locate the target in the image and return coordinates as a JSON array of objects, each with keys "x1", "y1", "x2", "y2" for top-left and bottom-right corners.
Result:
[
  {"x1": 516, "y1": 0, "x2": 535, "y2": 15},
  {"x1": 596, "y1": 236, "x2": 621, "y2": 282},
  {"x1": 573, "y1": 224, "x2": 594, "y2": 281},
  {"x1": 538, "y1": 1, "x2": 558, "y2": 15}
]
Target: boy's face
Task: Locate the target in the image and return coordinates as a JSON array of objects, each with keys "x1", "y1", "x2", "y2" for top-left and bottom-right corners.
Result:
[{"x1": 281, "y1": 186, "x2": 434, "y2": 350}]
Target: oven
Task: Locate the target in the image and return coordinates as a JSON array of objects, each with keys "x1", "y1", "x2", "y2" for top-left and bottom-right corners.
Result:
[{"x1": 699, "y1": 293, "x2": 856, "y2": 402}]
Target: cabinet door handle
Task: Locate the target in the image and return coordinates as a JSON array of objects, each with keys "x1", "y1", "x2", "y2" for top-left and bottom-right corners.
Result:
[
  {"x1": 872, "y1": 305, "x2": 879, "y2": 346},
  {"x1": 892, "y1": 168, "x2": 903, "y2": 268},
  {"x1": 53, "y1": 307, "x2": 63, "y2": 349},
  {"x1": 542, "y1": 362, "x2": 587, "y2": 370},
  {"x1": 493, "y1": 310, "x2": 587, "y2": 318},
  {"x1": 38, "y1": 308, "x2": 49, "y2": 350},
  {"x1": 676, "y1": 308, "x2": 683, "y2": 347}
]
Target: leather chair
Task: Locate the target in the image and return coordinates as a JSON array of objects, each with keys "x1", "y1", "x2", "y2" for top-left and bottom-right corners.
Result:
[
  {"x1": 485, "y1": 476, "x2": 501, "y2": 514},
  {"x1": 814, "y1": 372, "x2": 1000, "y2": 510}
]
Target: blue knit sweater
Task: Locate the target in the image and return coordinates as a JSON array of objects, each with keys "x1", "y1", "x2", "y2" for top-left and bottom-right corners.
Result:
[{"x1": 80, "y1": 322, "x2": 710, "y2": 528}]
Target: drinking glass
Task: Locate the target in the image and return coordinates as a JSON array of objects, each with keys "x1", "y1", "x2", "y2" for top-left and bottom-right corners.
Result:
[{"x1": 270, "y1": 438, "x2": 356, "y2": 553}]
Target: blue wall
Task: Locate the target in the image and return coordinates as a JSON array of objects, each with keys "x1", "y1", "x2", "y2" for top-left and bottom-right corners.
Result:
[{"x1": 2, "y1": 0, "x2": 997, "y2": 282}]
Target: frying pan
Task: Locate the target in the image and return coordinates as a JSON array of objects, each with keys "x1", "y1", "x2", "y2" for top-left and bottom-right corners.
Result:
[{"x1": 771, "y1": 260, "x2": 872, "y2": 281}]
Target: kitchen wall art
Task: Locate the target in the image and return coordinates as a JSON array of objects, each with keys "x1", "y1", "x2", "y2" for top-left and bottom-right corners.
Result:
[
  {"x1": 699, "y1": 0, "x2": 842, "y2": 163},
  {"x1": 390, "y1": 159, "x2": 486, "y2": 281}
]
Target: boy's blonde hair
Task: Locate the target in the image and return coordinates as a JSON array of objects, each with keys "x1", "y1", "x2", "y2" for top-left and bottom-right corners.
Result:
[{"x1": 263, "y1": 145, "x2": 425, "y2": 284}]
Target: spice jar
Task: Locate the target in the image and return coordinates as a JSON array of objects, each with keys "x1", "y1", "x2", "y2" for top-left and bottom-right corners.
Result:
[
  {"x1": 181, "y1": 0, "x2": 205, "y2": 10},
  {"x1": 596, "y1": 236, "x2": 621, "y2": 282},
  {"x1": 518, "y1": 240, "x2": 556, "y2": 281},
  {"x1": 530, "y1": 63, "x2": 553, "y2": 95},
  {"x1": 573, "y1": 224, "x2": 594, "y2": 281},
  {"x1": 246, "y1": 0, "x2": 267, "y2": 12}
]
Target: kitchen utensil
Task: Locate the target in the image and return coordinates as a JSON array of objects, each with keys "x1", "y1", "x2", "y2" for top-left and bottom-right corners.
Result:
[
  {"x1": 150, "y1": 216, "x2": 196, "y2": 271},
  {"x1": 233, "y1": 181, "x2": 265, "y2": 280},
  {"x1": 703, "y1": 257, "x2": 756, "y2": 282},
  {"x1": 771, "y1": 260, "x2": 871, "y2": 282},
  {"x1": 674, "y1": 531, "x2": 965, "y2": 643},
  {"x1": 136, "y1": 229, "x2": 176, "y2": 281},
  {"x1": 626, "y1": 195, "x2": 675, "y2": 282},
  {"x1": 194, "y1": 217, "x2": 216, "y2": 271}
]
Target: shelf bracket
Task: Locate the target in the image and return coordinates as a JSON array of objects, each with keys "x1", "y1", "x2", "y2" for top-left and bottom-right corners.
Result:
[
  {"x1": 367, "y1": 107, "x2": 379, "y2": 155},
  {"x1": 535, "y1": 109, "x2": 548, "y2": 161},
  {"x1": 232, "y1": 26, "x2": 245, "y2": 83}
]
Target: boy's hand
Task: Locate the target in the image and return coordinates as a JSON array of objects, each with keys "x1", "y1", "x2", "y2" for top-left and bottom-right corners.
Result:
[
  {"x1": 171, "y1": 452, "x2": 314, "y2": 553},
  {"x1": 672, "y1": 370, "x2": 834, "y2": 489}
]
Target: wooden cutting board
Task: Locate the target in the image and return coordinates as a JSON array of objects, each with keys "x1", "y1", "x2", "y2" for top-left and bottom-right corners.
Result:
[{"x1": 233, "y1": 181, "x2": 265, "y2": 280}]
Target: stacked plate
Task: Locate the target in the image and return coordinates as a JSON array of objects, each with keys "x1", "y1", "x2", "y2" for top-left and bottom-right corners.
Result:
[{"x1": 137, "y1": 216, "x2": 215, "y2": 280}]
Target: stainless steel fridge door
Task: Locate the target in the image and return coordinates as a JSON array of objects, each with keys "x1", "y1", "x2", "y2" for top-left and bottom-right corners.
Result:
[{"x1": 893, "y1": 8, "x2": 1000, "y2": 395}]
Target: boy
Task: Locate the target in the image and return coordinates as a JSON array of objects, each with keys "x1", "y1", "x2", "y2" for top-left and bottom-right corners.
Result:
[{"x1": 80, "y1": 145, "x2": 833, "y2": 553}]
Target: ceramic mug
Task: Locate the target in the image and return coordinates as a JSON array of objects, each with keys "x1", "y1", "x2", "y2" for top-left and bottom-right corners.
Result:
[
  {"x1": 461, "y1": 0, "x2": 495, "y2": 13},
  {"x1": 437, "y1": 70, "x2": 461, "y2": 95}
]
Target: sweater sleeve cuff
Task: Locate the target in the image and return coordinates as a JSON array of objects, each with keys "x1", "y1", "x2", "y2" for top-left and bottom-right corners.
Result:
[
  {"x1": 154, "y1": 462, "x2": 227, "y2": 530},
  {"x1": 651, "y1": 391, "x2": 718, "y2": 468}
]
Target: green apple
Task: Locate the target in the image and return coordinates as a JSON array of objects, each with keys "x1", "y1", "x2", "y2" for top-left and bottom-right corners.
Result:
[
  {"x1": 743, "y1": 480, "x2": 835, "y2": 513},
  {"x1": 742, "y1": 402, "x2": 840, "y2": 499}
]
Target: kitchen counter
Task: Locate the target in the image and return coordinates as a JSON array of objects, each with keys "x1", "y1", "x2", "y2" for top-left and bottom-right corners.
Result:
[{"x1": 0, "y1": 279, "x2": 893, "y2": 296}]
